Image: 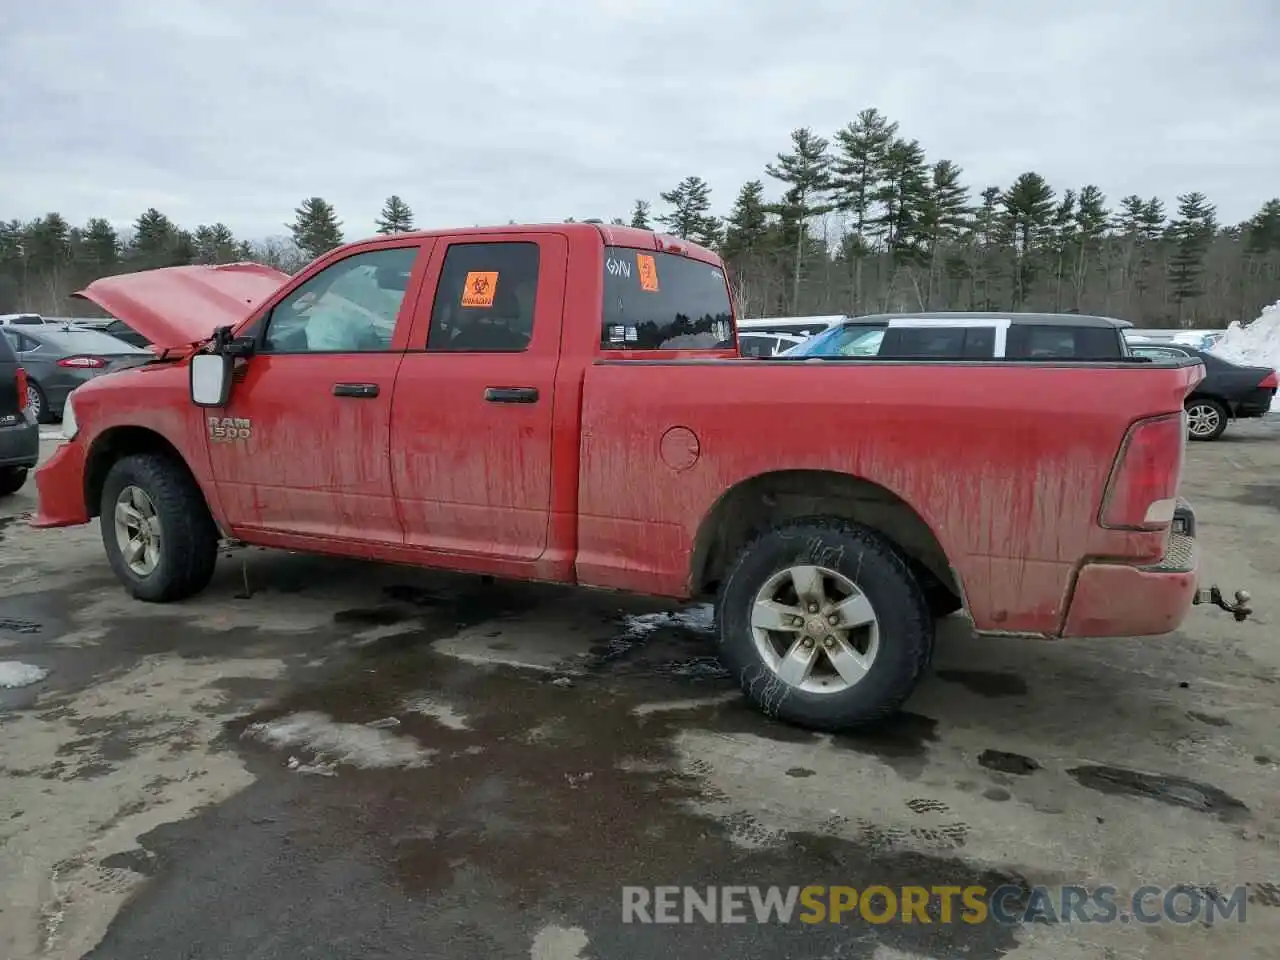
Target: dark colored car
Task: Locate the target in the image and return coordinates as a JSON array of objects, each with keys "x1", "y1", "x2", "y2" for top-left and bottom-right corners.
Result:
[
  {"x1": 0, "y1": 329, "x2": 38, "y2": 496},
  {"x1": 780, "y1": 312, "x2": 1137, "y2": 361},
  {"x1": 1, "y1": 325, "x2": 152, "y2": 423},
  {"x1": 99, "y1": 318, "x2": 151, "y2": 348},
  {"x1": 1129, "y1": 343, "x2": 1277, "y2": 440}
]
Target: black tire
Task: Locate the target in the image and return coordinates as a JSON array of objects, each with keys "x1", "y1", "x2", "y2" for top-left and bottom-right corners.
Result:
[
  {"x1": 99, "y1": 452, "x2": 219, "y2": 602},
  {"x1": 0, "y1": 466, "x2": 27, "y2": 497},
  {"x1": 1185, "y1": 397, "x2": 1228, "y2": 441},
  {"x1": 715, "y1": 517, "x2": 934, "y2": 731},
  {"x1": 26, "y1": 380, "x2": 54, "y2": 424}
]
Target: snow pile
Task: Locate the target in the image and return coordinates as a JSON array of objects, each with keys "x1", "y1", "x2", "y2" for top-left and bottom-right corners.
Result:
[
  {"x1": 1214, "y1": 300, "x2": 1280, "y2": 368},
  {"x1": 0, "y1": 661, "x2": 49, "y2": 688},
  {"x1": 1212, "y1": 300, "x2": 1280, "y2": 412}
]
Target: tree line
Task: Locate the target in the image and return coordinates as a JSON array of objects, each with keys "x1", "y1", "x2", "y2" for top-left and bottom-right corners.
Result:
[{"x1": 3, "y1": 108, "x2": 1277, "y2": 327}]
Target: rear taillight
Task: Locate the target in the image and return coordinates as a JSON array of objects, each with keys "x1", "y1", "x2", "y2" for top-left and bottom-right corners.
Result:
[
  {"x1": 57, "y1": 355, "x2": 107, "y2": 369},
  {"x1": 1100, "y1": 413, "x2": 1186, "y2": 530},
  {"x1": 1259, "y1": 370, "x2": 1278, "y2": 390},
  {"x1": 15, "y1": 367, "x2": 28, "y2": 412}
]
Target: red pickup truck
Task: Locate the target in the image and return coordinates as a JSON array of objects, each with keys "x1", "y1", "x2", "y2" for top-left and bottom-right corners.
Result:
[{"x1": 34, "y1": 223, "x2": 1207, "y2": 730}]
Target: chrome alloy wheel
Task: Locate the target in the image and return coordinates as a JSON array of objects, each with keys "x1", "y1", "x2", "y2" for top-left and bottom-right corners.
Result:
[
  {"x1": 749, "y1": 564, "x2": 880, "y2": 694},
  {"x1": 114, "y1": 484, "x2": 162, "y2": 576}
]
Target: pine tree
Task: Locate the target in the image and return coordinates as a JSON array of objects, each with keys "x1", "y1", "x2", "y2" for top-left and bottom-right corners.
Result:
[
  {"x1": 656, "y1": 176, "x2": 720, "y2": 247},
  {"x1": 917, "y1": 160, "x2": 970, "y2": 307},
  {"x1": 831, "y1": 109, "x2": 897, "y2": 309},
  {"x1": 1001, "y1": 173, "x2": 1056, "y2": 306},
  {"x1": 765, "y1": 126, "x2": 832, "y2": 312},
  {"x1": 721, "y1": 180, "x2": 770, "y2": 262},
  {"x1": 1166, "y1": 192, "x2": 1217, "y2": 322},
  {"x1": 81, "y1": 218, "x2": 120, "y2": 270},
  {"x1": 1070, "y1": 186, "x2": 1109, "y2": 310},
  {"x1": 873, "y1": 138, "x2": 930, "y2": 265},
  {"x1": 130, "y1": 208, "x2": 177, "y2": 268},
  {"x1": 289, "y1": 197, "x2": 344, "y2": 262},
  {"x1": 629, "y1": 200, "x2": 651, "y2": 230},
  {"x1": 375, "y1": 195, "x2": 415, "y2": 234},
  {"x1": 194, "y1": 223, "x2": 239, "y2": 264}
]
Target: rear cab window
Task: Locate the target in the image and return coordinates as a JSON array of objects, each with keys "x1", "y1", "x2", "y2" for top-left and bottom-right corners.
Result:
[{"x1": 600, "y1": 246, "x2": 734, "y2": 351}]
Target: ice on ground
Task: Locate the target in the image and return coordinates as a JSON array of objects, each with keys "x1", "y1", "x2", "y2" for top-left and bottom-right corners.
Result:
[
  {"x1": 244, "y1": 711, "x2": 436, "y2": 770},
  {"x1": 1213, "y1": 300, "x2": 1280, "y2": 411},
  {"x1": 619, "y1": 604, "x2": 716, "y2": 640},
  {"x1": 0, "y1": 661, "x2": 48, "y2": 688}
]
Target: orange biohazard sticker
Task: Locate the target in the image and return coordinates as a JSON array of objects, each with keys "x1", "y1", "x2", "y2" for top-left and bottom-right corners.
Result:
[
  {"x1": 636, "y1": 254, "x2": 659, "y2": 293},
  {"x1": 461, "y1": 271, "x2": 498, "y2": 307}
]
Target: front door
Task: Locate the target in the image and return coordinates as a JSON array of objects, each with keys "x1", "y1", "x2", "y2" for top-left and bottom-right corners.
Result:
[
  {"x1": 207, "y1": 242, "x2": 427, "y2": 543},
  {"x1": 390, "y1": 234, "x2": 565, "y2": 560}
]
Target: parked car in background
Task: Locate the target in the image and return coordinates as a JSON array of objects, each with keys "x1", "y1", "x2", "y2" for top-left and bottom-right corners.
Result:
[
  {"x1": 1128, "y1": 342, "x2": 1276, "y2": 440},
  {"x1": 735, "y1": 331, "x2": 808, "y2": 357},
  {"x1": 0, "y1": 327, "x2": 38, "y2": 496},
  {"x1": 0, "y1": 325, "x2": 152, "y2": 423},
  {"x1": 1126, "y1": 329, "x2": 1227, "y2": 352},
  {"x1": 96, "y1": 318, "x2": 151, "y2": 349},
  {"x1": 0, "y1": 313, "x2": 52, "y2": 326},
  {"x1": 737, "y1": 315, "x2": 846, "y2": 339},
  {"x1": 782, "y1": 312, "x2": 1137, "y2": 361}
]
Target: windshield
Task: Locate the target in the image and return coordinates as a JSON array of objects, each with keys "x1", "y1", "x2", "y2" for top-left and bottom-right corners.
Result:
[
  {"x1": 784, "y1": 323, "x2": 885, "y2": 357},
  {"x1": 600, "y1": 246, "x2": 733, "y2": 350}
]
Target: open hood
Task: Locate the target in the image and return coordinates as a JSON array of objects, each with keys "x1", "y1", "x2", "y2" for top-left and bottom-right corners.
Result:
[{"x1": 75, "y1": 262, "x2": 290, "y2": 351}]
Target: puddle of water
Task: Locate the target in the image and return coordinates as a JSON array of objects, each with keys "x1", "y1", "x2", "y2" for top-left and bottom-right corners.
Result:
[
  {"x1": 936, "y1": 669, "x2": 1027, "y2": 698},
  {"x1": 1066, "y1": 764, "x2": 1249, "y2": 821},
  {"x1": 978, "y1": 750, "x2": 1040, "y2": 776}
]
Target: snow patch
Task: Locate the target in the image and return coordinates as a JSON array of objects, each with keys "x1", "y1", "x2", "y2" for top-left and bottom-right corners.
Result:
[
  {"x1": 619, "y1": 604, "x2": 715, "y2": 640},
  {"x1": 1212, "y1": 300, "x2": 1280, "y2": 411},
  {"x1": 0, "y1": 661, "x2": 48, "y2": 688},
  {"x1": 402, "y1": 695, "x2": 470, "y2": 730},
  {"x1": 245, "y1": 711, "x2": 435, "y2": 770}
]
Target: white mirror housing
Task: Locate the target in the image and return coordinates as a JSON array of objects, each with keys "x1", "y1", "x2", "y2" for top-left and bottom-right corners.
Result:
[{"x1": 190, "y1": 353, "x2": 233, "y2": 407}]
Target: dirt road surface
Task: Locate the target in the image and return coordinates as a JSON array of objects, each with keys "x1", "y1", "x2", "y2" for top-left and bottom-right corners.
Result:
[{"x1": 2, "y1": 423, "x2": 1278, "y2": 959}]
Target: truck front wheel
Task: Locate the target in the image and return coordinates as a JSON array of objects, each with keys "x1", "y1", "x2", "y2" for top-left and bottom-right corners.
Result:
[
  {"x1": 100, "y1": 453, "x2": 219, "y2": 602},
  {"x1": 716, "y1": 518, "x2": 934, "y2": 731}
]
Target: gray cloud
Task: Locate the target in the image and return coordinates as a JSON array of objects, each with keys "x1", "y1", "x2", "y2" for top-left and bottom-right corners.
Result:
[{"x1": 1, "y1": 0, "x2": 1276, "y2": 239}]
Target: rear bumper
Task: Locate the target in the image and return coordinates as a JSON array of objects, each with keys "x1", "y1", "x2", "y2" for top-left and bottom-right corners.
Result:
[
  {"x1": 31, "y1": 438, "x2": 90, "y2": 527},
  {"x1": 1061, "y1": 503, "x2": 1198, "y2": 638},
  {"x1": 1234, "y1": 387, "x2": 1275, "y2": 419},
  {"x1": 0, "y1": 415, "x2": 39, "y2": 468}
]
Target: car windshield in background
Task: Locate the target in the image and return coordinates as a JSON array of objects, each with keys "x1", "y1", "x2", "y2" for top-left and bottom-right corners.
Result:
[
  {"x1": 785, "y1": 323, "x2": 886, "y2": 357},
  {"x1": 601, "y1": 247, "x2": 733, "y2": 349}
]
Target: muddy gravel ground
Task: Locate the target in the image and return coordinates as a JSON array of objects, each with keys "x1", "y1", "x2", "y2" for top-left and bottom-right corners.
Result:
[{"x1": 2, "y1": 423, "x2": 1279, "y2": 960}]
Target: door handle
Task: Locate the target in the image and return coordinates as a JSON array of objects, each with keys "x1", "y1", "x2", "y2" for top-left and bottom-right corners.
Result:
[
  {"x1": 333, "y1": 383, "x2": 379, "y2": 398},
  {"x1": 484, "y1": 386, "x2": 539, "y2": 404}
]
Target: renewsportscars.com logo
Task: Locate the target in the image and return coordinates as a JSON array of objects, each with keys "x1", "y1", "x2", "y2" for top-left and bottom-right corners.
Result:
[{"x1": 621, "y1": 884, "x2": 1250, "y2": 926}]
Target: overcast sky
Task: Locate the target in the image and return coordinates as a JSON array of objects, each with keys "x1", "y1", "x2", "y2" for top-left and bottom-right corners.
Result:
[{"x1": 1, "y1": 0, "x2": 1276, "y2": 240}]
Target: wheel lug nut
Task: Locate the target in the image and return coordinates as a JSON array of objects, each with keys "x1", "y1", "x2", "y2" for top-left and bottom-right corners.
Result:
[
  {"x1": 791, "y1": 615, "x2": 804, "y2": 627},
  {"x1": 824, "y1": 636, "x2": 836, "y2": 648},
  {"x1": 802, "y1": 637, "x2": 815, "y2": 648},
  {"x1": 807, "y1": 603, "x2": 819, "y2": 614},
  {"x1": 827, "y1": 614, "x2": 839, "y2": 625}
]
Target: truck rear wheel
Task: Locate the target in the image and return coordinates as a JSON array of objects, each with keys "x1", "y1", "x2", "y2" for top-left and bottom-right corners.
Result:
[
  {"x1": 715, "y1": 518, "x2": 934, "y2": 731},
  {"x1": 100, "y1": 453, "x2": 219, "y2": 602}
]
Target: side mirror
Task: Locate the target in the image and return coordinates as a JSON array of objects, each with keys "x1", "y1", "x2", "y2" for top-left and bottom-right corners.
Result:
[{"x1": 191, "y1": 353, "x2": 233, "y2": 407}]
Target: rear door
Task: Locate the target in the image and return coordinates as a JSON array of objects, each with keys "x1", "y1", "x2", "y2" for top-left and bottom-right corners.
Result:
[
  {"x1": 390, "y1": 232, "x2": 567, "y2": 560},
  {"x1": 207, "y1": 240, "x2": 430, "y2": 543},
  {"x1": 0, "y1": 331, "x2": 21, "y2": 428}
]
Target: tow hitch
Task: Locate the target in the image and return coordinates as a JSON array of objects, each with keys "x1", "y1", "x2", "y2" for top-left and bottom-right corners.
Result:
[{"x1": 1194, "y1": 586, "x2": 1252, "y2": 622}]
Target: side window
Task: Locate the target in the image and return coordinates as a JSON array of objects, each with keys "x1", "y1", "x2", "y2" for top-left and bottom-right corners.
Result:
[
  {"x1": 879, "y1": 327, "x2": 967, "y2": 359},
  {"x1": 3, "y1": 331, "x2": 35, "y2": 352},
  {"x1": 1134, "y1": 346, "x2": 1188, "y2": 361},
  {"x1": 1007, "y1": 325, "x2": 1125, "y2": 360},
  {"x1": 262, "y1": 247, "x2": 419, "y2": 354},
  {"x1": 426, "y1": 242, "x2": 539, "y2": 352},
  {"x1": 962, "y1": 327, "x2": 996, "y2": 358}
]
